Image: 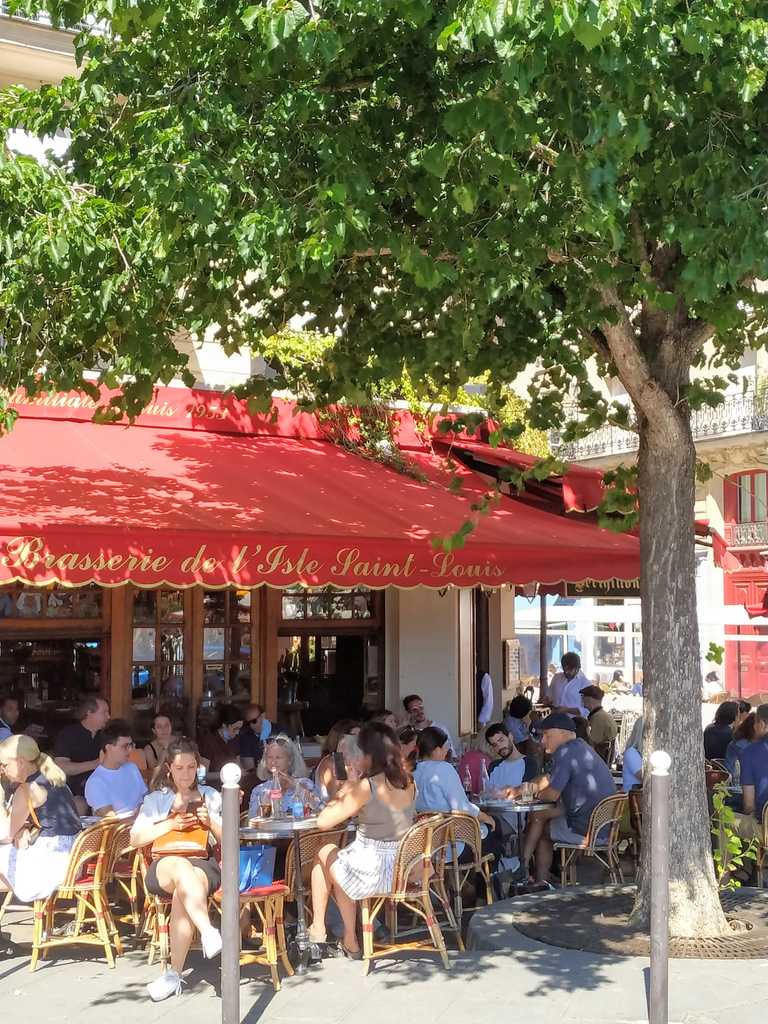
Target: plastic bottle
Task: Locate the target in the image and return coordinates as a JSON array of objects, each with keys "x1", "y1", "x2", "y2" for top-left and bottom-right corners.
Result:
[
  {"x1": 733, "y1": 758, "x2": 741, "y2": 787},
  {"x1": 291, "y1": 787, "x2": 304, "y2": 820},
  {"x1": 270, "y1": 768, "x2": 283, "y2": 819},
  {"x1": 463, "y1": 765, "x2": 473, "y2": 796},
  {"x1": 480, "y1": 760, "x2": 490, "y2": 794}
]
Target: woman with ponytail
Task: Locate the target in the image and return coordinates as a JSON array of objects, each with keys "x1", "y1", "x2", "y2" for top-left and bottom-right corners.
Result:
[
  {"x1": 0, "y1": 734, "x2": 82, "y2": 906},
  {"x1": 308, "y1": 722, "x2": 415, "y2": 960}
]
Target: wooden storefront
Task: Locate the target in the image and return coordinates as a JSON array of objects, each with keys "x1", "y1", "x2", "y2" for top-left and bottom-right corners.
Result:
[{"x1": 0, "y1": 581, "x2": 385, "y2": 744}]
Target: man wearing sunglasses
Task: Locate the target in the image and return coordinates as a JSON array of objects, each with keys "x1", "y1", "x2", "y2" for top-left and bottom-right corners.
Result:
[
  {"x1": 84, "y1": 718, "x2": 147, "y2": 817},
  {"x1": 240, "y1": 703, "x2": 273, "y2": 771}
]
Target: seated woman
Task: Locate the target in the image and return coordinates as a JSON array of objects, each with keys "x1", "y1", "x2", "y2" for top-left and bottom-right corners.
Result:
[
  {"x1": 308, "y1": 722, "x2": 416, "y2": 959},
  {"x1": 397, "y1": 725, "x2": 418, "y2": 772},
  {"x1": 0, "y1": 735, "x2": 82, "y2": 918},
  {"x1": 622, "y1": 716, "x2": 643, "y2": 792},
  {"x1": 248, "y1": 734, "x2": 315, "y2": 819},
  {"x1": 314, "y1": 720, "x2": 361, "y2": 802},
  {"x1": 726, "y1": 712, "x2": 756, "y2": 780},
  {"x1": 144, "y1": 713, "x2": 176, "y2": 775},
  {"x1": 413, "y1": 727, "x2": 501, "y2": 865},
  {"x1": 130, "y1": 737, "x2": 223, "y2": 1003}
]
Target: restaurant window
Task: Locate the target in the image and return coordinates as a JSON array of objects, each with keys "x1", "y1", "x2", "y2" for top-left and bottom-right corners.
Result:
[
  {"x1": 593, "y1": 621, "x2": 625, "y2": 668},
  {"x1": 0, "y1": 584, "x2": 102, "y2": 620},
  {"x1": 131, "y1": 589, "x2": 184, "y2": 711},
  {"x1": 201, "y1": 590, "x2": 251, "y2": 707},
  {"x1": 281, "y1": 586, "x2": 375, "y2": 621}
]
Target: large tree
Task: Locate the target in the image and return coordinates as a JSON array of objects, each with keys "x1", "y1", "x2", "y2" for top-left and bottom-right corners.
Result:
[{"x1": 4, "y1": 0, "x2": 768, "y2": 935}]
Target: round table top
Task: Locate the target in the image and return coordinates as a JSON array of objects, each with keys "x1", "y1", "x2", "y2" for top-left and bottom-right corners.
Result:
[
  {"x1": 240, "y1": 816, "x2": 320, "y2": 840},
  {"x1": 478, "y1": 797, "x2": 554, "y2": 812}
]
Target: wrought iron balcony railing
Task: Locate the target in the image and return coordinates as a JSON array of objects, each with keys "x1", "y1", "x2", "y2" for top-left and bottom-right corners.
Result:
[
  {"x1": 553, "y1": 388, "x2": 768, "y2": 461},
  {"x1": 727, "y1": 520, "x2": 768, "y2": 548}
]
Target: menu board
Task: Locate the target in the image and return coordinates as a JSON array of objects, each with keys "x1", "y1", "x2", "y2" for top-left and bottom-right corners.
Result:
[{"x1": 504, "y1": 638, "x2": 521, "y2": 689}]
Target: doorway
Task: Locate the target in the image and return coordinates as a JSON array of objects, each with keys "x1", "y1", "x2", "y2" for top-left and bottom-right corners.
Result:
[{"x1": 277, "y1": 632, "x2": 382, "y2": 735}]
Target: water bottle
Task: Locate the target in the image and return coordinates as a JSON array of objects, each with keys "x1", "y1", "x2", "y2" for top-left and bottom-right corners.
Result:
[
  {"x1": 270, "y1": 768, "x2": 283, "y2": 819},
  {"x1": 733, "y1": 758, "x2": 741, "y2": 787},
  {"x1": 463, "y1": 765, "x2": 473, "y2": 796},
  {"x1": 196, "y1": 764, "x2": 207, "y2": 786},
  {"x1": 480, "y1": 760, "x2": 490, "y2": 794},
  {"x1": 291, "y1": 787, "x2": 304, "y2": 820}
]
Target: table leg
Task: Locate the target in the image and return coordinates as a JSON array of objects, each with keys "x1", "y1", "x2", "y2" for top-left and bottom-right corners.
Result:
[{"x1": 292, "y1": 832, "x2": 311, "y2": 974}]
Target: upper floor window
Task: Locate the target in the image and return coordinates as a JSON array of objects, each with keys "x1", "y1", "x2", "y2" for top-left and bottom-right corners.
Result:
[{"x1": 737, "y1": 471, "x2": 767, "y2": 523}]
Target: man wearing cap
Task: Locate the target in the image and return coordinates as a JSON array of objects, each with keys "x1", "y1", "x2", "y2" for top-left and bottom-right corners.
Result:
[
  {"x1": 503, "y1": 712, "x2": 616, "y2": 888},
  {"x1": 580, "y1": 685, "x2": 618, "y2": 764},
  {"x1": 547, "y1": 653, "x2": 588, "y2": 717}
]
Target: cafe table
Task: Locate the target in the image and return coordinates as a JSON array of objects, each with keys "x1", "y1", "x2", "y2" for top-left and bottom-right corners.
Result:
[
  {"x1": 477, "y1": 796, "x2": 555, "y2": 882},
  {"x1": 240, "y1": 816, "x2": 322, "y2": 974}
]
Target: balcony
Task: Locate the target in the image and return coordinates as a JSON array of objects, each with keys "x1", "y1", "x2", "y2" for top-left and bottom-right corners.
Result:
[
  {"x1": 553, "y1": 388, "x2": 768, "y2": 462},
  {"x1": 726, "y1": 521, "x2": 768, "y2": 548}
]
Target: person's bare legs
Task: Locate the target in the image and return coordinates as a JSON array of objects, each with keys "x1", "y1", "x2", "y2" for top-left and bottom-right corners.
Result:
[
  {"x1": 308, "y1": 843, "x2": 340, "y2": 943},
  {"x1": 154, "y1": 859, "x2": 215, "y2": 973},
  {"x1": 533, "y1": 828, "x2": 555, "y2": 884},
  {"x1": 330, "y1": 881, "x2": 359, "y2": 952},
  {"x1": 169, "y1": 890, "x2": 195, "y2": 974},
  {"x1": 521, "y1": 806, "x2": 561, "y2": 880}
]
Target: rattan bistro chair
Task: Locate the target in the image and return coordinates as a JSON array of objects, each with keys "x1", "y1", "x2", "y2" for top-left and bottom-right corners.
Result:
[
  {"x1": 108, "y1": 820, "x2": 144, "y2": 934},
  {"x1": 754, "y1": 803, "x2": 768, "y2": 887},
  {"x1": 31, "y1": 821, "x2": 122, "y2": 971},
  {"x1": 283, "y1": 826, "x2": 350, "y2": 923},
  {"x1": 552, "y1": 793, "x2": 628, "y2": 887},
  {"x1": 359, "y1": 815, "x2": 451, "y2": 975},
  {"x1": 445, "y1": 812, "x2": 494, "y2": 921}
]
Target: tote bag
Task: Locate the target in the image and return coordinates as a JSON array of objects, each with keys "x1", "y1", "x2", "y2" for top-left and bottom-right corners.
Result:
[{"x1": 238, "y1": 845, "x2": 276, "y2": 892}]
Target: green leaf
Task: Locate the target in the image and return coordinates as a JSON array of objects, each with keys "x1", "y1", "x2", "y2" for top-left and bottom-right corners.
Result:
[
  {"x1": 421, "y1": 143, "x2": 454, "y2": 179},
  {"x1": 453, "y1": 184, "x2": 478, "y2": 213},
  {"x1": 573, "y1": 18, "x2": 604, "y2": 50},
  {"x1": 241, "y1": 5, "x2": 260, "y2": 29}
]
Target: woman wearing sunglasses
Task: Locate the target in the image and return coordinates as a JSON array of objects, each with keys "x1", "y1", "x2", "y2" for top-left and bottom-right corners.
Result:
[{"x1": 247, "y1": 735, "x2": 315, "y2": 819}]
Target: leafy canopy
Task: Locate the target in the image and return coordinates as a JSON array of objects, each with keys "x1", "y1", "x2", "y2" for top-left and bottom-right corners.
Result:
[{"x1": 2, "y1": 0, "x2": 768, "y2": 425}]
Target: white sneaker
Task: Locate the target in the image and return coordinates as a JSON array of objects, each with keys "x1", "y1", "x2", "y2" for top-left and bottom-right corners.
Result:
[
  {"x1": 200, "y1": 926, "x2": 222, "y2": 960},
  {"x1": 147, "y1": 969, "x2": 183, "y2": 1002}
]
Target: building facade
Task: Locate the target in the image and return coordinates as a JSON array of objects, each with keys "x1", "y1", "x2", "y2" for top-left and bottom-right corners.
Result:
[{"x1": 547, "y1": 349, "x2": 768, "y2": 697}]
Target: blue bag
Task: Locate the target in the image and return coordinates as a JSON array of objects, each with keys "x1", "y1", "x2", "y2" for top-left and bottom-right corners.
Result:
[{"x1": 238, "y1": 845, "x2": 276, "y2": 892}]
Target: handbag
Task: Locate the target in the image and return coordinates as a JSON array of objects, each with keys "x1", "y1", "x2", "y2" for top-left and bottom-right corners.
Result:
[
  {"x1": 151, "y1": 804, "x2": 211, "y2": 859},
  {"x1": 238, "y1": 845, "x2": 276, "y2": 892}
]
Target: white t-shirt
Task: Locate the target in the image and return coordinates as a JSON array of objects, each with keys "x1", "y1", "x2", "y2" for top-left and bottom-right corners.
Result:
[
  {"x1": 84, "y1": 762, "x2": 147, "y2": 815},
  {"x1": 133, "y1": 785, "x2": 223, "y2": 833}
]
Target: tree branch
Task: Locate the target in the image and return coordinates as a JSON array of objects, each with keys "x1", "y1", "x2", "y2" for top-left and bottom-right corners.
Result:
[
  {"x1": 682, "y1": 320, "x2": 716, "y2": 356},
  {"x1": 316, "y1": 78, "x2": 375, "y2": 93},
  {"x1": 596, "y1": 283, "x2": 675, "y2": 422}
]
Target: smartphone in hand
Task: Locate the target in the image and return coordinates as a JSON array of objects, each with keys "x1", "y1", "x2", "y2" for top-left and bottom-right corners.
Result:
[{"x1": 332, "y1": 752, "x2": 348, "y2": 781}]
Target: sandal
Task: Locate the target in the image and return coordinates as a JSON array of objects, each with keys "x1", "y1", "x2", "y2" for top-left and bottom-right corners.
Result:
[{"x1": 338, "y1": 942, "x2": 362, "y2": 960}]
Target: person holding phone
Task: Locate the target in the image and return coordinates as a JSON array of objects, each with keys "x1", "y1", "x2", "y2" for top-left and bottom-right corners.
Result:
[{"x1": 130, "y1": 738, "x2": 223, "y2": 1003}]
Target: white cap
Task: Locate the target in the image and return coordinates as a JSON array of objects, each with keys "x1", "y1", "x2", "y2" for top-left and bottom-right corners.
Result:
[
  {"x1": 220, "y1": 762, "x2": 242, "y2": 788},
  {"x1": 649, "y1": 750, "x2": 671, "y2": 775}
]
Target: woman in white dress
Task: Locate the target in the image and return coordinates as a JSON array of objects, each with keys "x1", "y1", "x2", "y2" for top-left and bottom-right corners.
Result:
[
  {"x1": 0, "y1": 734, "x2": 82, "y2": 907},
  {"x1": 308, "y1": 722, "x2": 415, "y2": 959}
]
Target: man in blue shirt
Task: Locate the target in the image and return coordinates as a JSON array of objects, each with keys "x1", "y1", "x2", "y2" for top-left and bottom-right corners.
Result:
[
  {"x1": 502, "y1": 712, "x2": 616, "y2": 888},
  {"x1": 733, "y1": 704, "x2": 768, "y2": 842}
]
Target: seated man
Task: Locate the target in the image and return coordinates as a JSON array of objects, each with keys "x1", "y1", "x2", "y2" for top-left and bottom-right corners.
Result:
[
  {"x1": 84, "y1": 719, "x2": 147, "y2": 817},
  {"x1": 403, "y1": 694, "x2": 457, "y2": 759},
  {"x1": 580, "y1": 685, "x2": 618, "y2": 764},
  {"x1": 0, "y1": 697, "x2": 19, "y2": 742},
  {"x1": 732, "y1": 703, "x2": 768, "y2": 842},
  {"x1": 239, "y1": 703, "x2": 272, "y2": 771},
  {"x1": 486, "y1": 723, "x2": 537, "y2": 788},
  {"x1": 54, "y1": 695, "x2": 110, "y2": 816},
  {"x1": 504, "y1": 712, "x2": 616, "y2": 888}
]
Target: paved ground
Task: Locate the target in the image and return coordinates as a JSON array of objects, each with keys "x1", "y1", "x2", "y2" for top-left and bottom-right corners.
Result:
[{"x1": 3, "y1": 896, "x2": 768, "y2": 1024}]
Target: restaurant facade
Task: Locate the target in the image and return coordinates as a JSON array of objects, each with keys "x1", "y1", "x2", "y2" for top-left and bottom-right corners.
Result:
[{"x1": 0, "y1": 384, "x2": 640, "y2": 746}]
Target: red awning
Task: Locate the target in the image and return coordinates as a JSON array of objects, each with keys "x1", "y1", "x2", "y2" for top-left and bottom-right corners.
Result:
[
  {"x1": 434, "y1": 439, "x2": 606, "y2": 513},
  {"x1": 0, "y1": 387, "x2": 640, "y2": 589}
]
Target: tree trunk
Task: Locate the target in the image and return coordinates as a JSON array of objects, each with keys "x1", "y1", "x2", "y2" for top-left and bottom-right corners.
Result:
[{"x1": 630, "y1": 399, "x2": 729, "y2": 937}]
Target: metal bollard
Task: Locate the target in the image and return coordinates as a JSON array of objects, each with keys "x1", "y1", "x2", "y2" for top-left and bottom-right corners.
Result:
[
  {"x1": 221, "y1": 762, "x2": 242, "y2": 1024},
  {"x1": 649, "y1": 750, "x2": 671, "y2": 1024}
]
